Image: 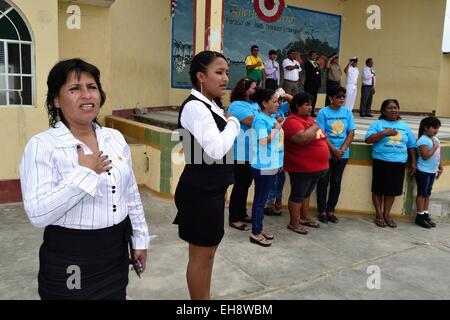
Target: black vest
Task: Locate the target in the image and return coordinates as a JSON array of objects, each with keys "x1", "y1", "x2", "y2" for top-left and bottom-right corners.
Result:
[{"x1": 177, "y1": 95, "x2": 235, "y2": 190}]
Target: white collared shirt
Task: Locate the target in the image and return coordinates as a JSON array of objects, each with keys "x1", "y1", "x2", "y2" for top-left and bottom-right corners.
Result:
[
  {"x1": 180, "y1": 89, "x2": 240, "y2": 160},
  {"x1": 346, "y1": 65, "x2": 359, "y2": 86},
  {"x1": 362, "y1": 66, "x2": 376, "y2": 86},
  {"x1": 19, "y1": 122, "x2": 154, "y2": 249},
  {"x1": 282, "y1": 59, "x2": 301, "y2": 81}
]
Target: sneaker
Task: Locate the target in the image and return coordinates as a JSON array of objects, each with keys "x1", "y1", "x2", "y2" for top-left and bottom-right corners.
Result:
[
  {"x1": 424, "y1": 213, "x2": 436, "y2": 228},
  {"x1": 415, "y1": 214, "x2": 432, "y2": 229}
]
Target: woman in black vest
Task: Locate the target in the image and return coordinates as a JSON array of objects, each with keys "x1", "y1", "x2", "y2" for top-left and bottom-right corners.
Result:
[{"x1": 173, "y1": 51, "x2": 240, "y2": 300}]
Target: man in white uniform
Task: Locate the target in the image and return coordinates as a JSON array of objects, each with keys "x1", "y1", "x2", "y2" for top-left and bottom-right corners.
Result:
[{"x1": 344, "y1": 56, "x2": 359, "y2": 111}]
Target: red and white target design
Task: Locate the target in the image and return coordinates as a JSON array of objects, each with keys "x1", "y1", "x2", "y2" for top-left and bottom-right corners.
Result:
[{"x1": 254, "y1": 0, "x2": 285, "y2": 23}]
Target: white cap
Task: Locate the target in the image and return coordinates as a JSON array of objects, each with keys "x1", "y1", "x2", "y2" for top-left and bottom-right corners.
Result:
[
  {"x1": 275, "y1": 88, "x2": 286, "y2": 99},
  {"x1": 350, "y1": 56, "x2": 358, "y2": 61}
]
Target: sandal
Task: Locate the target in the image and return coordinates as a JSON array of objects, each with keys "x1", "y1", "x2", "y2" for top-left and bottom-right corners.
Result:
[
  {"x1": 318, "y1": 213, "x2": 328, "y2": 224},
  {"x1": 374, "y1": 218, "x2": 386, "y2": 228},
  {"x1": 250, "y1": 235, "x2": 272, "y2": 247},
  {"x1": 242, "y1": 215, "x2": 252, "y2": 223},
  {"x1": 261, "y1": 230, "x2": 274, "y2": 240},
  {"x1": 300, "y1": 219, "x2": 320, "y2": 228},
  {"x1": 229, "y1": 222, "x2": 250, "y2": 231},
  {"x1": 385, "y1": 219, "x2": 397, "y2": 228},
  {"x1": 287, "y1": 224, "x2": 309, "y2": 235}
]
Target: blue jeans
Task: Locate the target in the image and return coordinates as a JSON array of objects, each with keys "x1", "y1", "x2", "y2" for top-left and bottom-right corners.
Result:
[
  {"x1": 251, "y1": 168, "x2": 275, "y2": 235},
  {"x1": 266, "y1": 170, "x2": 286, "y2": 204}
]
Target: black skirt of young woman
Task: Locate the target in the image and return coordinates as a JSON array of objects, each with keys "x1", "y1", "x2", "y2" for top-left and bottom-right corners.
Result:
[
  {"x1": 174, "y1": 182, "x2": 228, "y2": 247},
  {"x1": 38, "y1": 216, "x2": 132, "y2": 300}
]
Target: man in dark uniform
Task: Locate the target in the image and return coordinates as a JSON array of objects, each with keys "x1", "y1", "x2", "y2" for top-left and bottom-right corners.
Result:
[{"x1": 303, "y1": 51, "x2": 322, "y2": 117}]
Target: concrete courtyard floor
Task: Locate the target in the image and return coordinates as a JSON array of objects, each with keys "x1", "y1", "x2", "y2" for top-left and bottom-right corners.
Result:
[{"x1": 1, "y1": 189, "x2": 450, "y2": 300}]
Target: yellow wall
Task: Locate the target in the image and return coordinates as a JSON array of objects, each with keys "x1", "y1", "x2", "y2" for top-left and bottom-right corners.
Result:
[
  {"x1": 109, "y1": 0, "x2": 172, "y2": 111},
  {"x1": 58, "y1": 2, "x2": 112, "y2": 122},
  {"x1": 437, "y1": 54, "x2": 450, "y2": 117},
  {"x1": 340, "y1": 0, "x2": 447, "y2": 114},
  {"x1": 0, "y1": 0, "x2": 59, "y2": 180}
]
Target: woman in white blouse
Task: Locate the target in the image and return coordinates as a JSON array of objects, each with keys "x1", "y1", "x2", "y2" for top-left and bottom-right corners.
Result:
[
  {"x1": 19, "y1": 59, "x2": 152, "y2": 300},
  {"x1": 174, "y1": 51, "x2": 240, "y2": 300}
]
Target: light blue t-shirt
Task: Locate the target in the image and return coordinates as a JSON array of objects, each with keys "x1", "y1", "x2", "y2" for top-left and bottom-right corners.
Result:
[
  {"x1": 251, "y1": 112, "x2": 284, "y2": 171},
  {"x1": 417, "y1": 135, "x2": 441, "y2": 174},
  {"x1": 227, "y1": 100, "x2": 260, "y2": 162},
  {"x1": 317, "y1": 106, "x2": 356, "y2": 159},
  {"x1": 365, "y1": 119, "x2": 417, "y2": 163},
  {"x1": 276, "y1": 101, "x2": 289, "y2": 120}
]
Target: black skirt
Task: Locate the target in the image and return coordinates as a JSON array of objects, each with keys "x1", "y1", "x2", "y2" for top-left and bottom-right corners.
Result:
[
  {"x1": 38, "y1": 216, "x2": 132, "y2": 300},
  {"x1": 372, "y1": 159, "x2": 406, "y2": 196},
  {"x1": 174, "y1": 182, "x2": 228, "y2": 247}
]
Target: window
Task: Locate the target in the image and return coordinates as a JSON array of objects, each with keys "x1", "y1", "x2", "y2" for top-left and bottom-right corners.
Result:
[{"x1": 0, "y1": 0, "x2": 34, "y2": 106}]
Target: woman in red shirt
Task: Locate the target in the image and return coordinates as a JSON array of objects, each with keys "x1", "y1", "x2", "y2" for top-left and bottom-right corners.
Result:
[{"x1": 282, "y1": 93, "x2": 330, "y2": 234}]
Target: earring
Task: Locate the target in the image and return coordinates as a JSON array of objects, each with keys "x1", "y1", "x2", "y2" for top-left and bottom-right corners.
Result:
[{"x1": 200, "y1": 82, "x2": 204, "y2": 94}]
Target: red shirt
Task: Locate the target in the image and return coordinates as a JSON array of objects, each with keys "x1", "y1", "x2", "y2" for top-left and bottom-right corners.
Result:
[{"x1": 282, "y1": 114, "x2": 330, "y2": 173}]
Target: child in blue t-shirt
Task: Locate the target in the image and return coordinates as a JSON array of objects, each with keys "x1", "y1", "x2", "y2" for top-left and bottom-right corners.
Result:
[
  {"x1": 415, "y1": 116, "x2": 443, "y2": 229},
  {"x1": 265, "y1": 94, "x2": 292, "y2": 216},
  {"x1": 249, "y1": 88, "x2": 284, "y2": 247}
]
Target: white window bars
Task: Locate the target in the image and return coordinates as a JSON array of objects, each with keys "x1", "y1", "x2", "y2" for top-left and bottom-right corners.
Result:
[{"x1": 0, "y1": 0, "x2": 35, "y2": 106}]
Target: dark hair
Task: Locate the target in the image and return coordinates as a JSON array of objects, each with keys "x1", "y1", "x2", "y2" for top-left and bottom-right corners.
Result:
[
  {"x1": 251, "y1": 45, "x2": 259, "y2": 51},
  {"x1": 46, "y1": 58, "x2": 106, "y2": 128},
  {"x1": 379, "y1": 99, "x2": 401, "y2": 120},
  {"x1": 366, "y1": 58, "x2": 373, "y2": 65},
  {"x1": 290, "y1": 92, "x2": 312, "y2": 114},
  {"x1": 287, "y1": 49, "x2": 295, "y2": 55},
  {"x1": 253, "y1": 87, "x2": 276, "y2": 110},
  {"x1": 418, "y1": 116, "x2": 441, "y2": 137},
  {"x1": 230, "y1": 78, "x2": 256, "y2": 102},
  {"x1": 308, "y1": 51, "x2": 316, "y2": 57},
  {"x1": 328, "y1": 52, "x2": 338, "y2": 59},
  {"x1": 189, "y1": 50, "x2": 227, "y2": 90},
  {"x1": 328, "y1": 86, "x2": 346, "y2": 98},
  {"x1": 268, "y1": 50, "x2": 277, "y2": 56}
]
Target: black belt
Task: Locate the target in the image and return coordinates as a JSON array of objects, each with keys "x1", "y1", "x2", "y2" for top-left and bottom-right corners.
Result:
[{"x1": 284, "y1": 79, "x2": 298, "y2": 83}]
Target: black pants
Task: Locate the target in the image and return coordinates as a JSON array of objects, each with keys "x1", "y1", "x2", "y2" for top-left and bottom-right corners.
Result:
[
  {"x1": 305, "y1": 85, "x2": 319, "y2": 116},
  {"x1": 265, "y1": 79, "x2": 278, "y2": 90},
  {"x1": 229, "y1": 162, "x2": 253, "y2": 223},
  {"x1": 325, "y1": 80, "x2": 340, "y2": 106},
  {"x1": 360, "y1": 85, "x2": 373, "y2": 116},
  {"x1": 316, "y1": 159, "x2": 348, "y2": 213}
]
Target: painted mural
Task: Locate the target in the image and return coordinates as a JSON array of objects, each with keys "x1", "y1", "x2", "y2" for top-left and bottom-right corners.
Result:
[
  {"x1": 171, "y1": 0, "x2": 195, "y2": 88},
  {"x1": 223, "y1": 0, "x2": 342, "y2": 91}
]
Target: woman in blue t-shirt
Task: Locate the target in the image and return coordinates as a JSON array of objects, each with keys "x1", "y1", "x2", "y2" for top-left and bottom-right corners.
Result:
[
  {"x1": 365, "y1": 99, "x2": 417, "y2": 228},
  {"x1": 227, "y1": 78, "x2": 259, "y2": 231},
  {"x1": 250, "y1": 88, "x2": 284, "y2": 247},
  {"x1": 415, "y1": 116, "x2": 443, "y2": 229},
  {"x1": 316, "y1": 86, "x2": 356, "y2": 224}
]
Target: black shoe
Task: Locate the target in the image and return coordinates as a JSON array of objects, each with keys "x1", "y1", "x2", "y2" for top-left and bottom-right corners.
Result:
[
  {"x1": 415, "y1": 214, "x2": 432, "y2": 229},
  {"x1": 327, "y1": 215, "x2": 339, "y2": 223},
  {"x1": 424, "y1": 213, "x2": 436, "y2": 228},
  {"x1": 360, "y1": 114, "x2": 366, "y2": 117},
  {"x1": 318, "y1": 214, "x2": 328, "y2": 224}
]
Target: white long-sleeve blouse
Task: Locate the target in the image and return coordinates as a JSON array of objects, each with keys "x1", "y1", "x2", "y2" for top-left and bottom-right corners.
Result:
[{"x1": 19, "y1": 122, "x2": 153, "y2": 249}]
